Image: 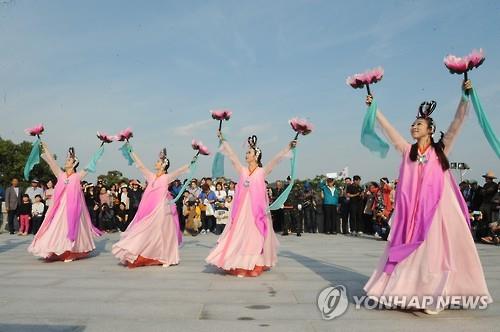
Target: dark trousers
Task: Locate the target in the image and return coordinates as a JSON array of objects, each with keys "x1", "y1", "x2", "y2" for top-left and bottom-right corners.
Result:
[
  {"x1": 215, "y1": 224, "x2": 226, "y2": 235},
  {"x1": 323, "y1": 205, "x2": 338, "y2": 234},
  {"x1": 128, "y1": 207, "x2": 138, "y2": 223},
  {"x1": 480, "y1": 203, "x2": 493, "y2": 224},
  {"x1": 272, "y1": 209, "x2": 284, "y2": 232},
  {"x1": 89, "y1": 209, "x2": 98, "y2": 228},
  {"x1": 283, "y1": 209, "x2": 302, "y2": 234},
  {"x1": 339, "y1": 207, "x2": 349, "y2": 234},
  {"x1": 7, "y1": 210, "x2": 18, "y2": 234},
  {"x1": 201, "y1": 212, "x2": 216, "y2": 232},
  {"x1": 117, "y1": 221, "x2": 131, "y2": 232},
  {"x1": 303, "y1": 206, "x2": 317, "y2": 233},
  {"x1": 176, "y1": 202, "x2": 185, "y2": 232},
  {"x1": 31, "y1": 215, "x2": 44, "y2": 235},
  {"x1": 349, "y1": 202, "x2": 363, "y2": 233}
]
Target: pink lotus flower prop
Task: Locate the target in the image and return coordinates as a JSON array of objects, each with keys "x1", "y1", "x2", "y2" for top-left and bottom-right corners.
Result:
[
  {"x1": 191, "y1": 139, "x2": 211, "y2": 156},
  {"x1": 97, "y1": 132, "x2": 115, "y2": 145},
  {"x1": 346, "y1": 66, "x2": 384, "y2": 96},
  {"x1": 467, "y1": 49, "x2": 486, "y2": 69},
  {"x1": 210, "y1": 109, "x2": 232, "y2": 121},
  {"x1": 25, "y1": 124, "x2": 45, "y2": 137},
  {"x1": 210, "y1": 109, "x2": 233, "y2": 131},
  {"x1": 443, "y1": 55, "x2": 468, "y2": 75},
  {"x1": 289, "y1": 118, "x2": 313, "y2": 140},
  {"x1": 444, "y1": 48, "x2": 485, "y2": 78},
  {"x1": 116, "y1": 128, "x2": 133, "y2": 142}
]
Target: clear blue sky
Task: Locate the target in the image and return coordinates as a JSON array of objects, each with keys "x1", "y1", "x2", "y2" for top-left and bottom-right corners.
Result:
[{"x1": 1, "y1": 0, "x2": 498, "y2": 183}]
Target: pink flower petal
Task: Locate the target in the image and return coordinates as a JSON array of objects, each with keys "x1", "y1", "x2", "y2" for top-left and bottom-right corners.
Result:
[
  {"x1": 210, "y1": 109, "x2": 232, "y2": 121},
  {"x1": 466, "y1": 48, "x2": 485, "y2": 70},
  {"x1": 444, "y1": 54, "x2": 468, "y2": 74},
  {"x1": 289, "y1": 117, "x2": 313, "y2": 136},
  {"x1": 191, "y1": 139, "x2": 210, "y2": 155},
  {"x1": 346, "y1": 67, "x2": 384, "y2": 89},
  {"x1": 116, "y1": 128, "x2": 133, "y2": 141},
  {"x1": 25, "y1": 124, "x2": 45, "y2": 136},
  {"x1": 97, "y1": 131, "x2": 115, "y2": 143}
]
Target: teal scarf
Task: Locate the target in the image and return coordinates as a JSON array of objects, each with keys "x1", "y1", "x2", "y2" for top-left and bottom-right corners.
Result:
[
  {"x1": 170, "y1": 158, "x2": 199, "y2": 204},
  {"x1": 361, "y1": 100, "x2": 389, "y2": 158},
  {"x1": 468, "y1": 89, "x2": 500, "y2": 158},
  {"x1": 120, "y1": 142, "x2": 134, "y2": 165},
  {"x1": 23, "y1": 138, "x2": 41, "y2": 180},
  {"x1": 84, "y1": 145, "x2": 105, "y2": 173},
  {"x1": 211, "y1": 142, "x2": 224, "y2": 179},
  {"x1": 268, "y1": 147, "x2": 297, "y2": 211}
]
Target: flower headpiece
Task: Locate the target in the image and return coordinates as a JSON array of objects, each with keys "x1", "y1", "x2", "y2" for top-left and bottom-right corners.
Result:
[
  {"x1": 247, "y1": 135, "x2": 262, "y2": 159},
  {"x1": 68, "y1": 147, "x2": 80, "y2": 168},
  {"x1": 159, "y1": 148, "x2": 170, "y2": 170},
  {"x1": 417, "y1": 101, "x2": 437, "y2": 133}
]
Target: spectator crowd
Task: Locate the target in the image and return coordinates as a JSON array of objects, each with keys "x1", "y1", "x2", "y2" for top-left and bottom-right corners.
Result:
[{"x1": 0, "y1": 170, "x2": 498, "y2": 246}]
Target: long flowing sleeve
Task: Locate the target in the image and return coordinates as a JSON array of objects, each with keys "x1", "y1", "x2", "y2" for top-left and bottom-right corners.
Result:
[
  {"x1": 442, "y1": 98, "x2": 470, "y2": 155},
  {"x1": 220, "y1": 140, "x2": 244, "y2": 174},
  {"x1": 376, "y1": 110, "x2": 409, "y2": 154},
  {"x1": 41, "y1": 146, "x2": 62, "y2": 177},
  {"x1": 264, "y1": 144, "x2": 291, "y2": 176}
]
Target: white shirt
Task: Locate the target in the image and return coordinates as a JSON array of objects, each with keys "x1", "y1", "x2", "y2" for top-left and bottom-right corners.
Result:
[
  {"x1": 328, "y1": 186, "x2": 336, "y2": 196},
  {"x1": 120, "y1": 193, "x2": 130, "y2": 209},
  {"x1": 215, "y1": 190, "x2": 227, "y2": 201},
  {"x1": 25, "y1": 187, "x2": 44, "y2": 202},
  {"x1": 32, "y1": 202, "x2": 45, "y2": 216}
]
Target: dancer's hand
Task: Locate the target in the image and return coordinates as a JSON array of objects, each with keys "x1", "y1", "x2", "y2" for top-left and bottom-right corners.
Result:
[
  {"x1": 289, "y1": 140, "x2": 297, "y2": 150},
  {"x1": 41, "y1": 141, "x2": 49, "y2": 154},
  {"x1": 365, "y1": 95, "x2": 373, "y2": 106},
  {"x1": 216, "y1": 130, "x2": 224, "y2": 140},
  {"x1": 463, "y1": 79, "x2": 472, "y2": 92}
]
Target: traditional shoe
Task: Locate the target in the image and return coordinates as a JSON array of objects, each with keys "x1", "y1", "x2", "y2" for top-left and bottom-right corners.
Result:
[
  {"x1": 226, "y1": 268, "x2": 249, "y2": 277},
  {"x1": 247, "y1": 266, "x2": 264, "y2": 277}
]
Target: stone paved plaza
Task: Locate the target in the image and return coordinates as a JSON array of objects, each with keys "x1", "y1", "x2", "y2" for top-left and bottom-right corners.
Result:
[{"x1": 0, "y1": 232, "x2": 498, "y2": 332}]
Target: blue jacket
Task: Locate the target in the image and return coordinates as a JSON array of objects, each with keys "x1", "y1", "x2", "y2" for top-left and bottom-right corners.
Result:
[{"x1": 319, "y1": 181, "x2": 339, "y2": 206}]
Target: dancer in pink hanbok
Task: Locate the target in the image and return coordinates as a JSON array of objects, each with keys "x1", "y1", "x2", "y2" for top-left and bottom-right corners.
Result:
[
  {"x1": 363, "y1": 81, "x2": 492, "y2": 314},
  {"x1": 112, "y1": 148, "x2": 190, "y2": 268},
  {"x1": 206, "y1": 132, "x2": 296, "y2": 277},
  {"x1": 28, "y1": 144, "x2": 102, "y2": 262}
]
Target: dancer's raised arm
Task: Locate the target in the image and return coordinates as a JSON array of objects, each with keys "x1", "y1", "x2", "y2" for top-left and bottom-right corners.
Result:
[
  {"x1": 78, "y1": 169, "x2": 88, "y2": 179},
  {"x1": 130, "y1": 151, "x2": 153, "y2": 178},
  {"x1": 217, "y1": 130, "x2": 243, "y2": 173},
  {"x1": 264, "y1": 140, "x2": 297, "y2": 176},
  {"x1": 367, "y1": 95, "x2": 409, "y2": 153},
  {"x1": 41, "y1": 142, "x2": 62, "y2": 177},
  {"x1": 442, "y1": 81, "x2": 471, "y2": 155},
  {"x1": 168, "y1": 164, "x2": 190, "y2": 181}
]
